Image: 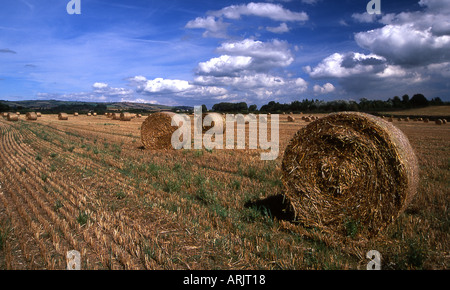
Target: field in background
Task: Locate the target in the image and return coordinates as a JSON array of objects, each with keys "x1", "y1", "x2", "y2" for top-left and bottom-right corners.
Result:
[
  {"x1": 379, "y1": 105, "x2": 450, "y2": 117},
  {"x1": 0, "y1": 111, "x2": 448, "y2": 270}
]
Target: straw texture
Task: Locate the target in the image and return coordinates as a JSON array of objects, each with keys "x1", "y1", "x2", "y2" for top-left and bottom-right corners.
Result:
[{"x1": 281, "y1": 112, "x2": 419, "y2": 237}]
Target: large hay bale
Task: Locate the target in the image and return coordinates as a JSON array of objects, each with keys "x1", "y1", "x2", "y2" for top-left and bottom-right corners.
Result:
[
  {"x1": 26, "y1": 112, "x2": 38, "y2": 121},
  {"x1": 58, "y1": 113, "x2": 69, "y2": 120},
  {"x1": 112, "y1": 113, "x2": 121, "y2": 120},
  {"x1": 120, "y1": 112, "x2": 132, "y2": 121},
  {"x1": 281, "y1": 112, "x2": 419, "y2": 238},
  {"x1": 141, "y1": 112, "x2": 177, "y2": 149},
  {"x1": 7, "y1": 113, "x2": 18, "y2": 121}
]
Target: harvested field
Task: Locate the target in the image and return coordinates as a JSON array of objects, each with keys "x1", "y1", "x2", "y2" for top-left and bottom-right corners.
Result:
[{"x1": 0, "y1": 113, "x2": 448, "y2": 270}]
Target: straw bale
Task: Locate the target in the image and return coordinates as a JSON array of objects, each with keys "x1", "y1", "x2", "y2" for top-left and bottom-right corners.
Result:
[
  {"x1": 26, "y1": 112, "x2": 38, "y2": 120},
  {"x1": 281, "y1": 112, "x2": 419, "y2": 237},
  {"x1": 7, "y1": 113, "x2": 18, "y2": 121},
  {"x1": 141, "y1": 112, "x2": 178, "y2": 149},
  {"x1": 120, "y1": 112, "x2": 132, "y2": 121},
  {"x1": 58, "y1": 113, "x2": 69, "y2": 120}
]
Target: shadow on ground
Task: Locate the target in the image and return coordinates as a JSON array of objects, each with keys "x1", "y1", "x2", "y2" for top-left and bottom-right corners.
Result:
[{"x1": 244, "y1": 194, "x2": 296, "y2": 221}]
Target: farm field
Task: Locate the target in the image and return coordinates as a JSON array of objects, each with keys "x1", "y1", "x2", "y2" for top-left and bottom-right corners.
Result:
[
  {"x1": 0, "y1": 112, "x2": 448, "y2": 270},
  {"x1": 378, "y1": 105, "x2": 450, "y2": 117}
]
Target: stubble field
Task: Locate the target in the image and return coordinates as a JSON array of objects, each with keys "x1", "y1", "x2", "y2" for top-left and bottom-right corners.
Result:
[{"x1": 0, "y1": 111, "x2": 448, "y2": 270}]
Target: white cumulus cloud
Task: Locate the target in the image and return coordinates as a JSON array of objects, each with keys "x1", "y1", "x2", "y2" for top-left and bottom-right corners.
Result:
[{"x1": 211, "y1": 2, "x2": 308, "y2": 22}]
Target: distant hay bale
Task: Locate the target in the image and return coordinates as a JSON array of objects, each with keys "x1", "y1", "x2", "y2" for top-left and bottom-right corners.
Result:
[
  {"x1": 112, "y1": 113, "x2": 121, "y2": 120},
  {"x1": 281, "y1": 112, "x2": 419, "y2": 238},
  {"x1": 58, "y1": 113, "x2": 69, "y2": 120},
  {"x1": 93, "y1": 112, "x2": 97, "y2": 116},
  {"x1": 287, "y1": 115, "x2": 295, "y2": 122},
  {"x1": 435, "y1": 119, "x2": 443, "y2": 125},
  {"x1": 16, "y1": 112, "x2": 20, "y2": 116},
  {"x1": 7, "y1": 113, "x2": 19, "y2": 121},
  {"x1": 388, "y1": 117, "x2": 394, "y2": 122},
  {"x1": 26, "y1": 112, "x2": 38, "y2": 121},
  {"x1": 74, "y1": 112, "x2": 79, "y2": 116},
  {"x1": 120, "y1": 112, "x2": 132, "y2": 121},
  {"x1": 304, "y1": 117, "x2": 311, "y2": 122},
  {"x1": 442, "y1": 119, "x2": 447, "y2": 124},
  {"x1": 137, "y1": 114, "x2": 142, "y2": 118},
  {"x1": 141, "y1": 112, "x2": 178, "y2": 149},
  {"x1": 2, "y1": 112, "x2": 8, "y2": 118},
  {"x1": 37, "y1": 112, "x2": 42, "y2": 117},
  {"x1": 87, "y1": 112, "x2": 92, "y2": 116},
  {"x1": 424, "y1": 118, "x2": 429, "y2": 123}
]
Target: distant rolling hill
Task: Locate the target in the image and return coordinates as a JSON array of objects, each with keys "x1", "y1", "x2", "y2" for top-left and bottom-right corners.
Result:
[{"x1": 0, "y1": 100, "x2": 193, "y2": 113}]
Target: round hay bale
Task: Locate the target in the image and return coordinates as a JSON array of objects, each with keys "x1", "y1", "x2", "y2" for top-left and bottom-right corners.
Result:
[
  {"x1": 58, "y1": 113, "x2": 69, "y2": 120},
  {"x1": 287, "y1": 115, "x2": 295, "y2": 122},
  {"x1": 7, "y1": 113, "x2": 19, "y2": 121},
  {"x1": 435, "y1": 119, "x2": 443, "y2": 125},
  {"x1": 141, "y1": 112, "x2": 178, "y2": 149},
  {"x1": 388, "y1": 117, "x2": 394, "y2": 122},
  {"x1": 424, "y1": 118, "x2": 429, "y2": 123},
  {"x1": 93, "y1": 112, "x2": 97, "y2": 116},
  {"x1": 16, "y1": 112, "x2": 20, "y2": 116},
  {"x1": 442, "y1": 119, "x2": 447, "y2": 124},
  {"x1": 112, "y1": 113, "x2": 121, "y2": 120},
  {"x1": 2, "y1": 112, "x2": 8, "y2": 118},
  {"x1": 281, "y1": 112, "x2": 419, "y2": 238},
  {"x1": 87, "y1": 112, "x2": 92, "y2": 116},
  {"x1": 26, "y1": 112, "x2": 38, "y2": 121},
  {"x1": 36, "y1": 112, "x2": 42, "y2": 117},
  {"x1": 120, "y1": 112, "x2": 132, "y2": 121},
  {"x1": 74, "y1": 112, "x2": 79, "y2": 116}
]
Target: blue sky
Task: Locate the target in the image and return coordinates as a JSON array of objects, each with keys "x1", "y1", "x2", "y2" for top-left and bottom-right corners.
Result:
[{"x1": 1, "y1": 0, "x2": 449, "y2": 107}]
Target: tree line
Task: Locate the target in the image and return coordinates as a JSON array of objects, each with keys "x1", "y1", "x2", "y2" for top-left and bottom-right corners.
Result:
[{"x1": 207, "y1": 94, "x2": 446, "y2": 113}]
